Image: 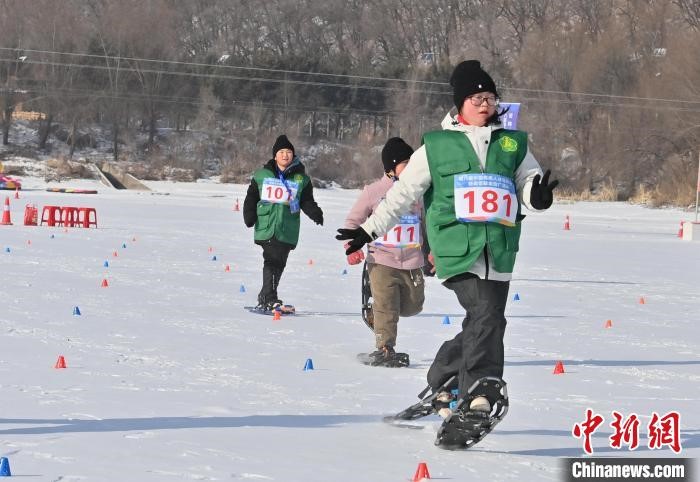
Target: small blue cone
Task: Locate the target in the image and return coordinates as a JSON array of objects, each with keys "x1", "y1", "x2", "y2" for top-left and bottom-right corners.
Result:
[
  {"x1": 303, "y1": 358, "x2": 314, "y2": 371},
  {"x1": 342, "y1": 268, "x2": 348, "y2": 275},
  {"x1": 103, "y1": 260, "x2": 109, "y2": 268},
  {"x1": 50, "y1": 234, "x2": 55, "y2": 239},
  {"x1": 212, "y1": 255, "x2": 217, "y2": 261},
  {"x1": 442, "y1": 315, "x2": 450, "y2": 325},
  {"x1": 513, "y1": 293, "x2": 520, "y2": 301},
  {"x1": 122, "y1": 243, "x2": 127, "y2": 248},
  {"x1": 73, "y1": 306, "x2": 81, "y2": 316},
  {"x1": 239, "y1": 284, "x2": 246, "y2": 293},
  {"x1": 0, "y1": 457, "x2": 11, "y2": 476},
  {"x1": 4, "y1": 247, "x2": 9, "y2": 253}
]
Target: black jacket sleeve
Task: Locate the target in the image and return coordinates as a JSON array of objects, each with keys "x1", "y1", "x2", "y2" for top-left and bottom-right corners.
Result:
[
  {"x1": 299, "y1": 182, "x2": 323, "y2": 225},
  {"x1": 243, "y1": 178, "x2": 260, "y2": 228}
]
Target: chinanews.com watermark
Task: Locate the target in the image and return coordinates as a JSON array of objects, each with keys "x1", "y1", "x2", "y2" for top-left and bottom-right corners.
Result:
[{"x1": 561, "y1": 408, "x2": 694, "y2": 481}]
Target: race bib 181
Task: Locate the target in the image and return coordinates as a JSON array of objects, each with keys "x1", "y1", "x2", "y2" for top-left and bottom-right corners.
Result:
[
  {"x1": 261, "y1": 178, "x2": 299, "y2": 205},
  {"x1": 454, "y1": 173, "x2": 517, "y2": 226},
  {"x1": 372, "y1": 214, "x2": 421, "y2": 248}
]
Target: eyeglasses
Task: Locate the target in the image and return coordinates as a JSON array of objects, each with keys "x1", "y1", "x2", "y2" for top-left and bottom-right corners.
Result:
[{"x1": 467, "y1": 95, "x2": 499, "y2": 106}]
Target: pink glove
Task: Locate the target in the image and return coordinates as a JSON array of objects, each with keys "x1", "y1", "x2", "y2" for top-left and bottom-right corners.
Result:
[{"x1": 345, "y1": 243, "x2": 365, "y2": 265}]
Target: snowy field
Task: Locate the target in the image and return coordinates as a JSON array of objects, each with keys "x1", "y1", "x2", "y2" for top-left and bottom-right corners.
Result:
[{"x1": 0, "y1": 176, "x2": 698, "y2": 481}]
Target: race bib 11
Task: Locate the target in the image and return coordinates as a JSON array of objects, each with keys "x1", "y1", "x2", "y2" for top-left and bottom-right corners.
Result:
[
  {"x1": 372, "y1": 214, "x2": 421, "y2": 248},
  {"x1": 261, "y1": 178, "x2": 299, "y2": 205},
  {"x1": 454, "y1": 173, "x2": 517, "y2": 226}
]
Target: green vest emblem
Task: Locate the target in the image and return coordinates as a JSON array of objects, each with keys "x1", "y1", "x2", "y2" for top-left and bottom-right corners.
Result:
[{"x1": 499, "y1": 136, "x2": 518, "y2": 152}]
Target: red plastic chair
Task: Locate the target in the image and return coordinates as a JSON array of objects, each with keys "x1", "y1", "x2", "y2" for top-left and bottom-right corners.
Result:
[
  {"x1": 40, "y1": 206, "x2": 63, "y2": 227},
  {"x1": 77, "y1": 207, "x2": 97, "y2": 228},
  {"x1": 61, "y1": 207, "x2": 80, "y2": 227}
]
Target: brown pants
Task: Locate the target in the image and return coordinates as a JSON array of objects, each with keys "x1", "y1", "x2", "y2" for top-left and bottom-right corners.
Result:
[{"x1": 368, "y1": 263, "x2": 425, "y2": 349}]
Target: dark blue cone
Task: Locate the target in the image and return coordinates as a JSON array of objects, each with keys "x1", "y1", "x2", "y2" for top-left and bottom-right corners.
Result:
[
  {"x1": 303, "y1": 358, "x2": 314, "y2": 371},
  {"x1": 122, "y1": 243, "x2": 127, "y2": 248},
  {"x1": 442, "y1": 316, "x2": 450, "y2": 325},
  {"x1": 0, "y1": 457, "x2": 11, "y2": 476},
  {"x1": 513, "y1": 293, "x2": 520, "y2": 301},
  {"x1": 50, "y1": 234, "x2": 55, "y2": 239},
  {"x1": 103, "y1": 260, "x2": 109, "y2": 268},
  {"x1": 212, "y1": 255, "x2": 217, "y2": 261},
  {"x1": 73, "y1": 306, "x2": 81, "y2": 316},
  {"x1": 342, "y1": 268, "x2": 348, "y2": 275},
  {"x1": 4, "y1": 247, "x2": 9, "y2": 253},
  {"x1": 239, "y1": 284, "x2": 246, "y2": 293}
]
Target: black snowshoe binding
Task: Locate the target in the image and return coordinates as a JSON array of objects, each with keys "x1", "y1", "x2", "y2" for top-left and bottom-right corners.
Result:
[
  {"x1": 357, "y1": 346, "x2": 409, "y2": 368},
  {"x1": 383, "y1": 375, "x2": 458, "y2": 423},
  {"x1": 246, "y1": 300, "x2": 295, "y2": 315},
  {"x1": 435, "y1": 377, "x2": 508, "y2": 450},
  {"x1": 361, "y1": 261, "x2": 374, "y2": 331}
]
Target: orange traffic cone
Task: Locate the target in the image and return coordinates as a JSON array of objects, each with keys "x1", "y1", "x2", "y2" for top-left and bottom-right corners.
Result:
[
  {"x1": 1, "y1": 196, "x2": 12, "y2": 225},
  {"x1": 563, "y1": 215, "x2": 571, "y2": 231},
  {"x1": 113, "y1": 250, "x2": 118, "y2": 257},
  {"x1": 55, "y1": 355, "x2": 67, "y2": 369},
  {"x1": 677, "y1": 222, "x2": 683, "y2": 238},
  {"x1": 101, "y1": 278, "x2": 109, "y2": 287},
  {"x1": 224, "y1": 264, "x2": 231, "y2": 272},
  {"x1": 233, "y1": 198, "x2": 240, "y2": 211},
  {"x1": 639, "y1": 296, "x2": 645, "y2": 304},
  {"x1": 413, "y1": 462, "x2": 431, "y2": 481},
  {"x1": 273, "y1": 310, "x2": 281, "y2": 321},
  {"x1": 14, "y1": 186, "x2": 19, "y2": 199},
  {"x1": 553, "y1": 360, "x2": 565, "y2": 374},
  {"x1": 604, "y1": 319, "x2": 613, "y2": 328},
  {"x1": 308, "y1": 258, "x2": 314, "y2": 265}
]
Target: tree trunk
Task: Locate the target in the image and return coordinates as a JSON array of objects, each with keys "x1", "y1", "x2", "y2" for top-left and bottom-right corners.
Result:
[
  {"x1": 2, "y1": 112, "x2": 10, "y2": 145},
  {"x1": 112, "y1": 121, "x2": 119, "y2": 162},
  {"x1": 69, "y1": 120, "x2": 76, "y2": 159},
  {"x1": 38, "y1": 114, "x2": 54, "y2": 149},
  {"x1": 148, "y1": 107, "x2": 157, "y2": 145}
]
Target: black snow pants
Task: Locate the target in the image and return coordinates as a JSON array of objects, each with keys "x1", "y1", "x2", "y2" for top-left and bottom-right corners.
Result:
[
  {"x1": 426, "y1": 273, "x2": 510, "y2": 396},
  {"x1": 257, "y1": 238, "x2": 293, "y2": 305}
]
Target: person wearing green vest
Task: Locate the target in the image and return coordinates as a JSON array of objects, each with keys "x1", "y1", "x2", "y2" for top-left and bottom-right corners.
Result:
[
  {"x1": 337, "y1": 61, "x2": 558, "y2": 420},
  {"x1": 244, "y1": 135, "x2": 323, "y2": 312}
]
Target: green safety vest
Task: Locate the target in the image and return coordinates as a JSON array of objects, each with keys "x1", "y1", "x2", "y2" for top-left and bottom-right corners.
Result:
[
  {"x1": 422, "y1": 129, "x2": 528, "y2": 279},
  {"x1": 253, "y1": 168, "x2": 310, "y2": 247}
]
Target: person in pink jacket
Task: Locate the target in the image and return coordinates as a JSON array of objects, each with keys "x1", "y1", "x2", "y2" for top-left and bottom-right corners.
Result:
[{"x1": 344, "y1": 138, "x2": 432, "y2": 367}]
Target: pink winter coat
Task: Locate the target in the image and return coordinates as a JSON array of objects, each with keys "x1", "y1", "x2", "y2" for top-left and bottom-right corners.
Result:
[{"x1": 345, "y1": 175, "x2": 425, "y2": 270}]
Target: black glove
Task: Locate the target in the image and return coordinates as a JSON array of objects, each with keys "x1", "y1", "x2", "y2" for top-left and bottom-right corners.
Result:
[
  {"x1": 315, "y1": 213, "x2": 323, "y2": 226},
  {"x1": 336, "y1": 227, "x2": 373, "y2": 254},
  {"x1": 530, "y1": 169, "x2": 559, "y2": 210}
]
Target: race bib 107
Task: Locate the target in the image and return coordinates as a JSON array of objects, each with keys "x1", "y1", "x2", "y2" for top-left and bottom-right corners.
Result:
[
  {"x1": 261, "y1": 178, "x2": 299, "y2": 205},
  {"x1": 372, "y1": 214, "x2": 421, "y2": 248},
  {"x1": 454, "y1": 173, "x2": 517, "y2": 226}
]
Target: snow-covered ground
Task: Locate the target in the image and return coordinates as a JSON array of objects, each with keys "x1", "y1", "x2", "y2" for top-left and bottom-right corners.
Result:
[{"x1": 0, "y1": 177, "x2": 698, "y2": 481}]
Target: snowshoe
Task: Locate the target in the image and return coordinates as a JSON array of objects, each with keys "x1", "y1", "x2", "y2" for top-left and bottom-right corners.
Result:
[
  {"x1": 361, "y1": 261, "x2": 374, "y2": 331},
  {"x1": 435, "y1": 377, "x2": 508, "y2": 450},
  {"x1": 383, "y1": 375, "x2": 457, "y2": 423},
  {"x1": 357, "y1": 346, "x2": 409, "y2": 368},
  {"x1": 361, "y1": 261, "x2": 375, "y2": 331},
  {"x1": 245, "y1": 302, "x2": 295, "y2": 316}
]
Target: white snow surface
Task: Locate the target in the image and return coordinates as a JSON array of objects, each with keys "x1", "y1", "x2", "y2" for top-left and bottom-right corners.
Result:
[{"x1": 0, "y1": 177, "x2": 698, "y2": 481}]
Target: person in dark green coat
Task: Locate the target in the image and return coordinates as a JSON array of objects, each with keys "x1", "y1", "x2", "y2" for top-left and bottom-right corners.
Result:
[{"x1": 243, "y1": 135, "x2": 323, "y2": 311}]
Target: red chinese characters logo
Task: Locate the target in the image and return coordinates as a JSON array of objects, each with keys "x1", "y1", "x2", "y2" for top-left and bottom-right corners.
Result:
[
  {"x1": 573, "y1": 409, "x2": 682, "y2": 454},
  {"x1": 648, "y1": 411, "x2": 681, "y2": 454},
  {"x1": 572, "y1": 409, "x2": 604, "y2": 455}
]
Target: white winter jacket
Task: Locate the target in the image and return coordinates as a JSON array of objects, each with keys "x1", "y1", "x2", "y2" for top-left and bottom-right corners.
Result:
[{"x1": 361, "y1": 112, "x2": 546, "y2": 281}]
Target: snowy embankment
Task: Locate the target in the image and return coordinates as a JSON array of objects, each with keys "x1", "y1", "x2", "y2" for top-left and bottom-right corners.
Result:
[{"x1": 0, "y1": 177, "x2": 698, "y2": 481}]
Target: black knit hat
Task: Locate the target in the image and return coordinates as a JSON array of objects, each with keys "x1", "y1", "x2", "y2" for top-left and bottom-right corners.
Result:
[
  {"x1": 450, "y1": 60, "x2": 498, "y2": 111},
  {"x1": 272, "y1": 134, "x2": 295, "y2": 157},
  {"x1": 381, "y1": 137, "x2": 414, "y2": 173}
]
